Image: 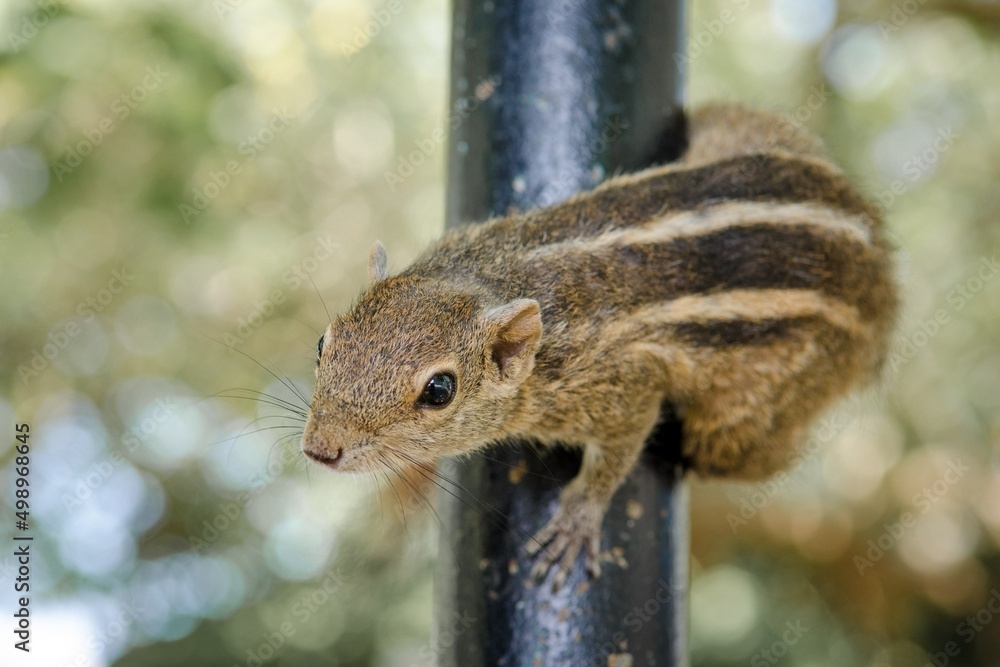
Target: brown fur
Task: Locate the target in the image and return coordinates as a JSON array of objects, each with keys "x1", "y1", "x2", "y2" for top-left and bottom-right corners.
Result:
[{"x1": 302, "y1": 104, "x2": 898, "y2": 582}]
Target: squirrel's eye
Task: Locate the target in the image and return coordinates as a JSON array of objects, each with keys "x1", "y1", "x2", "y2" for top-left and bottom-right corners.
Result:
[
  {"x1": 316, "y1": 334, "x2": 325, "y2": 366},
  {"x1": 418, "y1": 373, "x2": 456, "y2": 407}
]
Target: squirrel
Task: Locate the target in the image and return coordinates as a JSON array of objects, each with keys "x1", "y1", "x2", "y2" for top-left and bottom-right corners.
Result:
[{"x1": 301, "y1": 104, "x2": 898, "y2": 585}]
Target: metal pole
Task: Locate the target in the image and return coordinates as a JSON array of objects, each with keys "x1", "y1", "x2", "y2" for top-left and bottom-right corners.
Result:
[{"x1": 438, "y1": 1, "x2": 688, "y2": 664}]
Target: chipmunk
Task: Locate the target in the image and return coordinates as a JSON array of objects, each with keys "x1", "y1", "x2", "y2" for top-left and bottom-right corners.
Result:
[{"x1": 301, "y1": 104, "x2": 897, "y2": 585}]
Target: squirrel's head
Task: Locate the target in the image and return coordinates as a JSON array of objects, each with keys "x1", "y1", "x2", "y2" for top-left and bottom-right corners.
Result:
[{"x1": 302, "y1": 242, "x2": 542, "y2": 474}]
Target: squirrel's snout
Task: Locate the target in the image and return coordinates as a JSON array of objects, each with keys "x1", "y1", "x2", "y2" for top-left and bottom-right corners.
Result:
[{"x1": 301, "y1": 420, "x2": 347, "y2": 470}]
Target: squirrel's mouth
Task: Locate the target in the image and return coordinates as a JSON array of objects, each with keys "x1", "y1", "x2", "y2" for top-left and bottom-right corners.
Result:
[{"x1": 304, "y1": 447, "x2": 343, "y2": 469}]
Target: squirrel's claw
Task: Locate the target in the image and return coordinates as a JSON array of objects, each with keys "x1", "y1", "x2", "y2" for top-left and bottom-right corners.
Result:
[{"x1": 526, "y1": 496, "x2": 604, "y2": 590}]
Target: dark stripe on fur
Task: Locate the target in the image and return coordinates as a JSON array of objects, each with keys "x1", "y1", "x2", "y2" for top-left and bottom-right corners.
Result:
[
  {"x1": 410, "y1": 154, "x2": 879, "y2": 278},
  {"x1": 516, "y1": 223, "x2": 887, "y2": 324},
  {"x1": 598, "y1": 154, "x2": 876, "y2": 221},
  {"x1": 526, "y1": 154, "x2": 876, "y2": 244},
  {"x1": 660, "y1": 224, "x2": 886, "y2": 319},
  {"x1": 671, "y1": 317, "x2": 818, "y2": 348}
]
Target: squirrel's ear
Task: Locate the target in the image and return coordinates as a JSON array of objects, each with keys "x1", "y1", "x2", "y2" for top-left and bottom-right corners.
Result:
[
  {"x1": 368, "y1": 241, "x2": 389, "y2": 284},
  {"x1": 484, "y1": 299, "x2": 542, "y2": 382}
]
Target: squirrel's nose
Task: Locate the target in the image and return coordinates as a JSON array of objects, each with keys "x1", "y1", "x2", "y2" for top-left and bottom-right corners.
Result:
[
  {"x1": 305, "y1": 447, "x2": 343, "y2": 467},
  {"x1": 301, "y1": 419, "x2": 346, "y2": 469}
]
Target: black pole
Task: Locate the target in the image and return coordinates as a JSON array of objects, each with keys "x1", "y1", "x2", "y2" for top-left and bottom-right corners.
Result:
[{"x1": 437, "y1": 1, "x2": 688, "y2": 665}]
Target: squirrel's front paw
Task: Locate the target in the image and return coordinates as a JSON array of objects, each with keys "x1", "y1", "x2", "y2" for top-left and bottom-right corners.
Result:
[{"x1": 526, "y1": 493, "x2": 604, "y2": 590}]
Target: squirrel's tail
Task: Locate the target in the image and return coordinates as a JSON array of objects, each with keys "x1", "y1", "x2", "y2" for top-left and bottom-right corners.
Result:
[{"x1": 683, "y1": 103, "x2": 827, "y2": 166}]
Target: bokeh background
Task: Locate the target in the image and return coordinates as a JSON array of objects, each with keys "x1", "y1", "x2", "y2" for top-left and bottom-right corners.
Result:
[{"x1": 1, "y1": 0, "x2": 999, "y2": 665}]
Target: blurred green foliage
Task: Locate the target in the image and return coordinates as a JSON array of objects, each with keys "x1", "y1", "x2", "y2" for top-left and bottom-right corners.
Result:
[{"x1": 0, "y1": 0, "x2": 998, "y2": 665}]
